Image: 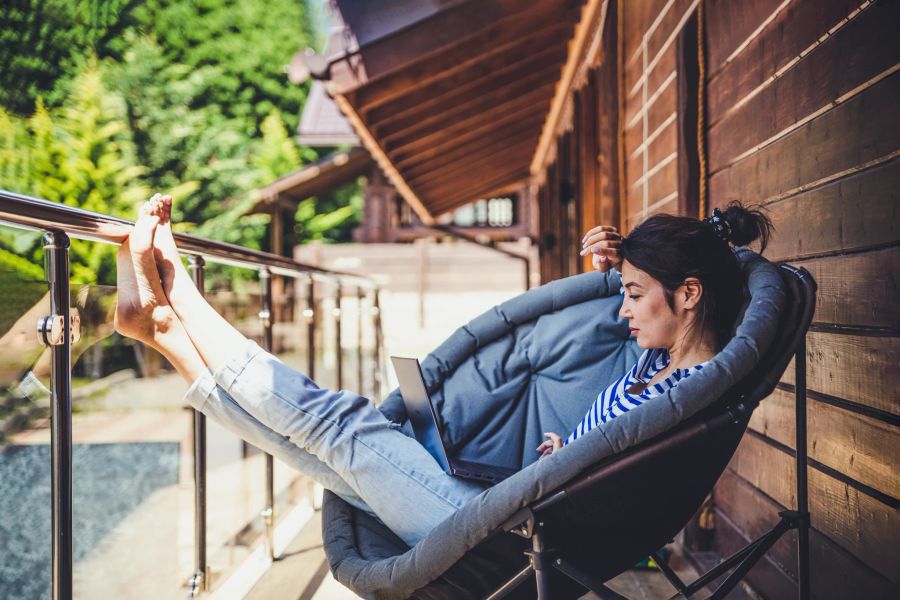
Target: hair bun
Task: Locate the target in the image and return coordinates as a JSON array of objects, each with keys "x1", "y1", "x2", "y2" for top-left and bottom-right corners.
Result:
[{"x1": 718, "y1": 201, "x2": 774, "y2": 252}]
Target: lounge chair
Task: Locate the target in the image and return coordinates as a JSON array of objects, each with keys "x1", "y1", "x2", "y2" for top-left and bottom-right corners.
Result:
[{"x1": 320, "y1": 249, "x2": 815, "y2": 599}]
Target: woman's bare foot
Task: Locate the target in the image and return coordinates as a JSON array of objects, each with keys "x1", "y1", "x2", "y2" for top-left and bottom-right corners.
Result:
[
  {"x1": 145, "y1": 194, "x2": 250, "y2": 373},
  {"x1": 115, "y1": 196, "x2": 207, "y2": 381},
  {"x1": 115, "y1": 200, "x2": 179, "y2": 344},
  {"x1": 146, "y1": 195, "x2": 205, "y2": 314}
]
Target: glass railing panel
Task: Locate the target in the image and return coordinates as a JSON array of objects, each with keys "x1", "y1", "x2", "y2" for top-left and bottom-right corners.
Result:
[
  {"x1": 0, "y1": 225, "x2": 53, "y2": 600},
  {"x1": 67, "y1": 281, "x2": 193, "y2": 599},
  {"x1": 201, "y1": 281, "x2": 267, "y2": 589}
]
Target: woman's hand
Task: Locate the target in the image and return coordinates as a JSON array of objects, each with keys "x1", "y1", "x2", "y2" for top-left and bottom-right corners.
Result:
[
  {"x1": 536, "y1": 432, "x2": 563, "y2": 459},
  {"x1": 579, "y1": 225, "x2": 623, "y2": 272}
]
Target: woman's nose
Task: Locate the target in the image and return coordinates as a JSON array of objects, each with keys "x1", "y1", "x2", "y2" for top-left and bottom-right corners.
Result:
[{"x1": 619, "y1": 304, "x2": 630, "y2": 319}]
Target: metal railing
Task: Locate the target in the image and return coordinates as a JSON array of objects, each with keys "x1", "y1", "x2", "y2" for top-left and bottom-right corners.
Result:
[{"x1": 0, "y1": 189, "x2": 385, "y2": 599}]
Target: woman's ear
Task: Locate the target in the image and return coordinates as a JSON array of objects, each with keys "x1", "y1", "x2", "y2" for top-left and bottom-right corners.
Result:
[{"x1": 682, "y1": 277, "x2": 703, "y2": 310}]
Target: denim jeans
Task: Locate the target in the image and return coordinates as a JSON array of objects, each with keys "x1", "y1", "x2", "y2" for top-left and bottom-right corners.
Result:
[{"x1": 184, "y1": 338, "x2": 487, "y2": 547}]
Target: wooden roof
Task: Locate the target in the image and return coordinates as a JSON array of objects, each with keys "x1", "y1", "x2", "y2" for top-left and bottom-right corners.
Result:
[
  {"x1": 307, "y1": 0, "x2": 584, "y2": 221},
  {"x1": 247, "y1": 147, "x2": 374, "y2": 214},
  {"x1": 297, "y1": 81, "x2": 360, "y2": 147}
]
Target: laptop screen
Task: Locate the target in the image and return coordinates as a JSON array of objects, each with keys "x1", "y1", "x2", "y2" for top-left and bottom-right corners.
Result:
[{"x1": 391, "y1": 356, "x2": 452, "y2": 472}]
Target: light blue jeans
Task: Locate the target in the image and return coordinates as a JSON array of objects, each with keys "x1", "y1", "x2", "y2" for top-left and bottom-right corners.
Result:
[{"x1": 184, "y1": 338, "x2": 488, "y2": 546}]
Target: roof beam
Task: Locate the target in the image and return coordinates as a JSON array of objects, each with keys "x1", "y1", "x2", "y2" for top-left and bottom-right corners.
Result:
[
  {"x1": 366, "y1": 42, "x2": 567, "y2": 129},
  {"x1": 332, "y1": 93, "x2": 435, "y2": 224},
  {"x1": 394, "y1": 115, "x2": 545, "y2": 171},
  {"x1": 402, "y1": 127, "x2": 540, "y2": 181},
  {"x1": 383, "y1": 83, "x2": 555, "y2": 153}
]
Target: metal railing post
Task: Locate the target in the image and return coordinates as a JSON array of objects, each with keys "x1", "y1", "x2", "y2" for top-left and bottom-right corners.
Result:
[
  {"x1": 795, "y1": 337, "x2": 811, "y2": 600},
  {"x1": 333, "y1": 284, "x2": 342, "y2": 389},
  {"x1": 372, "y1": 289, "x2": 383, "y2": 400},
  {"x1": 259, "y1": 268, "x2": 276, "y2": 560},
  {"x1": 303, "y1": 276, "x2": 316, "y2": 378},
  {"x1": 189, "y1": 255, "x2": 208, "y2": 595},
  {"x1": 43, "y1": 231, "x2": 73, "y2": 600},
  {"x1": 357, "y1": 287, "x2": 364, "y2": 394}
]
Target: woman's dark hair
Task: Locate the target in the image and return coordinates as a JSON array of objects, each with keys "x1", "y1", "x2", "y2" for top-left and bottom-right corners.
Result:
[{"x1": 620, "y1": 201, "x2": 774, "y2": 348}]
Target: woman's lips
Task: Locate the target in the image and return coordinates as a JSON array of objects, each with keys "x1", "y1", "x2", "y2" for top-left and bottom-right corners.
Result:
[{"x1": 629, "y1": 328, "x2": 639, "y2": 336}]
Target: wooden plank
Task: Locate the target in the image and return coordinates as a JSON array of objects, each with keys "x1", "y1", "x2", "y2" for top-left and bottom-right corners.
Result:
[
  {"x1": 647, "y1": 44, "x2": 676, "y2": 98},
  {"x1": 345, "y1": 0, "x2": 578, "y2": 104},
  {"x1": 763, "y1": 158, "x2": 900, "y2": 262},
  {"x1": 704, "y1": 0, "x2": 789, "y2": 78},
  {"x1": 594, "y1": 6, "x2": 621, "y2": 231},
  {"x1": 648, "y1": 121, "x2": 677, "y2": 167},
  {"x1": 729, "y1": 434, "x2": 900, "y2": 583},
  {"x1": 392, "y1": 113, "x2": 544, "y2": 168},
  {"x1": 646, "y1": 77, "x2": 677, "y2": 139},
  {"x1": 645, "y1": 155, "x2": 678, "y2": 206},
  {"x1": 370, "y1": 51, "x2": 564, "y2": 137},
  {"x1": 708, "y1": 0, "x2": 861, "y2": 125},
  {"x1": 399, "y1": 126, "x2": 539, "y2": 181},
  {"x1": 708, "y1": 0, "x2": 900, "y2": 174},
  {"x1": 645, "y1": 0, "x2": 695, "y2": 62},
  {"x1": 714, "y1": 469, "x2": 897, "y2": 599},
  {"x1": 383, "y1": 83, "x2": 555, "y2": 152},
  {"x1": 622, "y1": 0, "x2": 671, "y2": 92},
  {"x1": 750, "y1": 388, "x2": 900, "y2": 499},
  {"x1": 790, "y1": 247, "x2": 900, "y2": 331},
  {"x1": 409, "y1": 144, "x2": 534, "y2": 191},
  {"x1": 708, "y1": 70, "x2": 900, "y2": 207},
  {"x1": 781, "y1": 331, "x2": 900, "y2": 416},
  {"x1": 386, "y1": 97, "x2": 548, "y2": 156}
]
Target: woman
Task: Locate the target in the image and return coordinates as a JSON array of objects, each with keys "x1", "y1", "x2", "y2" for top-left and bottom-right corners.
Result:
[{"x1": 115, "y1": 195, "x2": 771, "y2": 547}]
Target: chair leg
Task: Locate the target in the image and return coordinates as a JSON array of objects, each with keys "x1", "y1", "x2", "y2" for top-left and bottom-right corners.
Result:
[
  {"x1": 484, "y1": 564, "x2": 534, "y2": 600},
  {"x1": 553, "y1": 558, "x2": 628, "y2": 600}
]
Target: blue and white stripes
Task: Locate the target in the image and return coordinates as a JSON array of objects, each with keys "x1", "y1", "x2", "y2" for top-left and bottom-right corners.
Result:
[{"x1": 565, "y1": 348, "x2": 706, "y2": 445}]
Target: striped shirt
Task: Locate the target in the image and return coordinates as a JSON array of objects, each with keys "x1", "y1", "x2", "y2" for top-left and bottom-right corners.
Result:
[{"x1": 565, "y1": 348, "x2": 706, "y2": 445}]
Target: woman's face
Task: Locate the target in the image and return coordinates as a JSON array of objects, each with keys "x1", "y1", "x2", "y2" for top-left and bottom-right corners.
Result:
[{"x1": 618, "y1": 260, "x2": 682, "y2": 349}]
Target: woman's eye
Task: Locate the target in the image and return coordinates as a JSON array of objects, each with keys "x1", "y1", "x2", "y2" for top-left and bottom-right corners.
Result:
[{"x1": 628, "y1": 294, "x2": 641, "y2": 300}]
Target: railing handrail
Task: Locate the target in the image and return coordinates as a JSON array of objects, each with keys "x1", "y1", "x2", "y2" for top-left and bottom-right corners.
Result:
[{"x1": 0, "y1": 189, "x2": 377, "y2": 288}]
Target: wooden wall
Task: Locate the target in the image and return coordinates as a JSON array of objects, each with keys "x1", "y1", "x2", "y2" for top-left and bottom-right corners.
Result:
[
  {"x1": 704, "y1": 0, "x2": 899, "y2": 596},
  {"x1": 535, "y1": 0, "x2": 899, "y2": 596}
]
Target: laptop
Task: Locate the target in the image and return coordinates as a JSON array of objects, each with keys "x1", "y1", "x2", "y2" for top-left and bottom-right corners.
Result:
[{"x1": 391, "y1": 356, "x2": 517, "y2": 484}]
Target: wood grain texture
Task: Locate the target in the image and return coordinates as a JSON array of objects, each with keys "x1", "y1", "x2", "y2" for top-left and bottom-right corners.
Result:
[
  {"x1": 791, "y1": 247, "x2": 900, "y2": 331},
  {"x1": 707, "y1": 0, "x2": 861, "y2": 126},
  {"x1": 763, "y1": 158, "x2": 900, "y2": 262},
  {"x1": 709, "y1": 70, "x2": 900, "y2": 206},
  {"x1": 714, "y1": 470, "x2": 898, "y2": 599},
  {"x1": 708, "y1": 0, "x2": 900, "y2": 174},
  {"x1": 781, "y1": 331, "x2": 900, "y2": 416},
  {"x1": 750, "y1": 388, "x2": 900, "y2": 499},
  {"x1": 729, "y1": 434, "x2": 900, "y2": 583},
  {"x1": 645, "y1": 0, "x2": 696, "y2": 62},
  {"x1": 704, "y1": 0, "x2": 787, "y2": 77}
]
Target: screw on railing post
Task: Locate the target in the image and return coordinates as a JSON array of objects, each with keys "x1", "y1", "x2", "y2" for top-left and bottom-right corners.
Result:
[
  {"x1": 188, "y1": 255, "x2": 208, "y2": 595},
  {"x1": 259, "y1": 268, "x2": 276, "y2": 561},
  {"x1": 357, "y1": 287, "x2": 364, "y2": 394},
  {"x1": 303, "y1": 275, "x2": 316, "y2": 379},
  {"x1": 40, "y1": 231, "x2": 73, "y2": 600},
  {"x1": 372, "y1": 289, "x2": 383, "y2": 400},
  {"x1": 333, "y1": 283, "x2": 342, "y2": 389}
]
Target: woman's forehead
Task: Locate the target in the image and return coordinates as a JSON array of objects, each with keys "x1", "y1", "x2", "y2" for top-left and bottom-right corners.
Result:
[{"x1": 621, "y1": 261, "x2": 652, "y2": 287}]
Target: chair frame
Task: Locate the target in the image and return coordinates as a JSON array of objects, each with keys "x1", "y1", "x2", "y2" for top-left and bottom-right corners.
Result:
[{"x1": 487, "y1": 264, "x2": 816, "y2": 600}]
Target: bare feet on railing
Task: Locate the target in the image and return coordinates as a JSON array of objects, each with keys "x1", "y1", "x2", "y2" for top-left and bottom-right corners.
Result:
[
  {"x1": 115, "y1": 196, "x2": 205, "y2": 381},
  {"x1": 144, "y1": 194, "x2": 249, "y2": 373},
  {"x1": 114, "y1": 200, "x2": 179, "y2": 344}
]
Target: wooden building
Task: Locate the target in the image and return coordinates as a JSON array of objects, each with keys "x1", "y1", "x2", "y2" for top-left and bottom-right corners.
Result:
[{"x1": 293, "y1": 0, "x2": 899, "y2": 597}]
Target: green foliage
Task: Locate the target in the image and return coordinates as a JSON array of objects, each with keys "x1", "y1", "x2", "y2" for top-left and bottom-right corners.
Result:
[
  {"x1": 0, "y1": 58, "x2": 148, "y2": 284},
  {"x1": 0, "y1": 0, "x2": 139, "y2": 114},
  {"x1": 0, "y1": 0, "x2": 363, "y2": 289}
]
